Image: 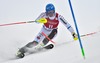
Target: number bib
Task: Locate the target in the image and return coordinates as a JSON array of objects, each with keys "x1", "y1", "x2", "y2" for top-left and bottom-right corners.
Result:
[{"x1": 44, "y1": 13, "x2": 59, "y2": 29}]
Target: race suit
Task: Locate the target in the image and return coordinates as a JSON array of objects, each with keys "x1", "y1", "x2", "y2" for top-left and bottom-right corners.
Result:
[{"x1": 34, "y1": 12, "x2": 75, "y2": 44}]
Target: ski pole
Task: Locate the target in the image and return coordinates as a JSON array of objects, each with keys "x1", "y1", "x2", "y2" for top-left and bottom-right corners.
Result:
[
  {"x1": 0, "y1": 21, "x2": 35, "y2": 26},
  {"x1": 68, "y1": 0, "x2": 85, "y2": 59},
  {"x1": 41, "y1": 32, "x2": 56, "y2": 44},
  {"x1": 0, "y1": 18, "x2": 47, "y2": 27}
]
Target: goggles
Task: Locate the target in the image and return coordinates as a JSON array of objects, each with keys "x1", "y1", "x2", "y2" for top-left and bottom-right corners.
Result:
[{"x1": 46, "y1": 10, "x2": 55, "y2": 14}]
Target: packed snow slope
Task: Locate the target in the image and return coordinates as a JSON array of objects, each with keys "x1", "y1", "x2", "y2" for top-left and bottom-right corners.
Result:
[{"x1": 0, "y1": 31, "x2": 100, "y2": 63}]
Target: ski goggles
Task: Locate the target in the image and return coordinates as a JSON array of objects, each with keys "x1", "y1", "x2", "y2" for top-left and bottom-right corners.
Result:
[{"x1": 46, "y1": 10, "x2": 55, "y2": 14}]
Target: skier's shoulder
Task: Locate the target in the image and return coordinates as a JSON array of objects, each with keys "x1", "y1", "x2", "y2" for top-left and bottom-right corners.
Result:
[
  {"x1": 39, "y1": 12, "x2": 46, "y2": 17},
  {"x1": 56, "y1": 13, "x2": 68, "y2": 24},
  {"x1": 55, "y1": 12, "x2": 62, "y2": 19},
  {"x1": 55, "y1": 13, "x2": 65, "y2": 21},
  {"x1": 55, "y1": 12, "x2": 64, "y2": 19}
]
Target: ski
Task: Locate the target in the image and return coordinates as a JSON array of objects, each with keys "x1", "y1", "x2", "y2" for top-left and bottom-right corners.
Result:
[{"x1": 15, "y1": 44, "x2": 54, "y2": 58}]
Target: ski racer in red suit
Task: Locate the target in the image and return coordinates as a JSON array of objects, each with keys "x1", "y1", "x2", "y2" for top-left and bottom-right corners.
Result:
[{"x1": 17, "y1": 3, "x2": 78, "y2": 58}]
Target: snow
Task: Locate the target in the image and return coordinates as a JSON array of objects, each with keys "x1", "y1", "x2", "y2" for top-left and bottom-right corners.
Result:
[
  {"x1": 1, "y1": 32, "x2": 100, "y2": 63},
  {"x1": 0, "y1": 0, "x2": 100, "y2": 63}
]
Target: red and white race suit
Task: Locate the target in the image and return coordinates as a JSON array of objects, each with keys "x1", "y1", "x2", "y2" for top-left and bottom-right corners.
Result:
[{"x1": 34, "y1": 12, "x2": 75, "y2": 43}]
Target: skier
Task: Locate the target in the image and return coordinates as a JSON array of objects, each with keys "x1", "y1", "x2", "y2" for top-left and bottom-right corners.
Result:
[{"x1": 17, "y1": 3, "x2": 78, "y2": 58}]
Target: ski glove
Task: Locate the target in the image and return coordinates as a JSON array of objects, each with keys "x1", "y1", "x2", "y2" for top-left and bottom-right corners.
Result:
[
  {"x1": 36, "y1": 18, "x2": 47, "y2": 23},
  {"x1": 72, "y1": 32, "x2": 78, "y2": 40}
]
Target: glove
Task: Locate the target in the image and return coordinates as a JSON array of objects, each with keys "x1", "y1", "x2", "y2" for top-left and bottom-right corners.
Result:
[
  {"x1": 36, "y1": 18, "x2": 47, "y2": 23},
  {"x1": 72, "y1": 32, "x2": 78, "y2": 40}
]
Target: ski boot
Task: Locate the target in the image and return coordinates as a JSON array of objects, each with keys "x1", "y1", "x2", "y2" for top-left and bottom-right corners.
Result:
[
  {"x1": 44, "y1": 44, "x2": 54, "y2": 49},
  {"x1": 16, "y1": 51, "x2": 25, "y2": 58},
  {"x1": 16, "y1": 48, "x2": 26, "y2": 58}
]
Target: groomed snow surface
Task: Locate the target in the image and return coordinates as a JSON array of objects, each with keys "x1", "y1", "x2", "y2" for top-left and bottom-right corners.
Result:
[{"x1": 0, "y1": 29, "x2": 100, "y2": 63}]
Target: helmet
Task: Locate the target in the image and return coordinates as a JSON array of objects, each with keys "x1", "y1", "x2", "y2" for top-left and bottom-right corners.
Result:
[{"x1": 46, "y1": 3, "x2": 55, "y2": 12}]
